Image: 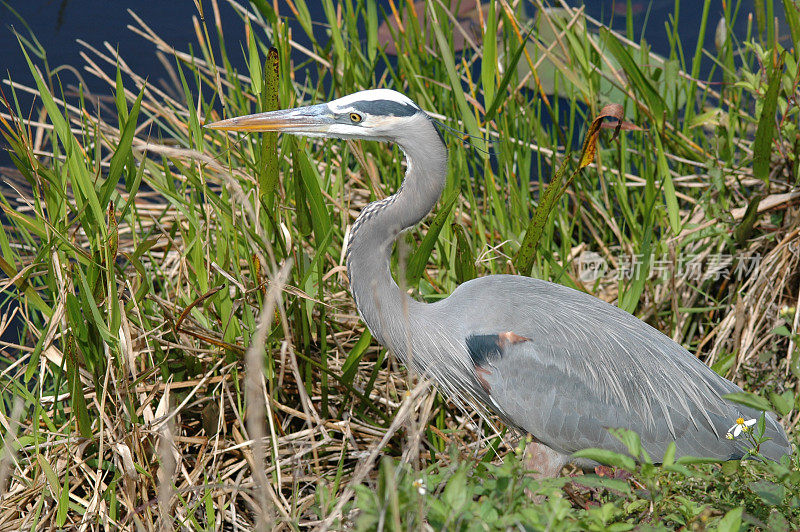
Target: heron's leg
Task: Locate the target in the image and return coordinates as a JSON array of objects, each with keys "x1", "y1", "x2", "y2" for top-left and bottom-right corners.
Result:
[{"x1": 523, "y1": 440, "x2": 568, "y2": 478}]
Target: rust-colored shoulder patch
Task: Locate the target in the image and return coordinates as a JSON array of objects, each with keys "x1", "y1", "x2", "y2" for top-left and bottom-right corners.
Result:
[{"x1": 498, "y1": 331, "x2": 530, "y2": 347}]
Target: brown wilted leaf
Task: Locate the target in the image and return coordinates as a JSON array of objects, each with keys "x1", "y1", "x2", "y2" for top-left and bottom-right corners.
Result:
[{"x1": 579, "y1": 104, "x2": 644, "y2": 169}]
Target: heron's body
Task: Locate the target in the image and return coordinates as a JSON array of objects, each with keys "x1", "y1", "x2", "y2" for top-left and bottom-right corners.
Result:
[{"x1": 208, "y1": 89, "x2": 791, "y2": 473}]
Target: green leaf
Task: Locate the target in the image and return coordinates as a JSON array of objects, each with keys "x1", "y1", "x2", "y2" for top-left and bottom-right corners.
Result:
[
  {"x1": 75, "y1": 266, "x2": 113, "y2": 343},
  {"x1": 24, "y1": 317, "x2": 52, "y2": 383},
  {"x1": 769, "y1": 390, "x2": 795, "y2": 416},
  {"x1": 247, "y1": 22, "x2": 262, "y2": 96},
  {"x1": 480, "y1": 0, "x2": 497, "y2": 109},
  {"x1": 733, "y1": 194, "x2": 763, "y2": 245},
  {"x1": 19, "y1": 39, "x2": 104, "y2": 232},
  {"x1": 321, "y1": 0, "x2": 346, "y2": 67},
  {"x1": 753, "y1": 52, "x2": 785, "y2": 182},
  {"x1": 600, "y1": 28, "x2": 666, "y2": 128},
  {"x1": 783, "y1": 0, "x2": 800, "y2": 51},
  {"x1": 365, "y1": 0, "x2": 378, "y2": 63},
  {"x1": 749, "y1": 480, "x2": 785, "y2": 506},
  {"x1": 56, "y1": 468, "x2": 69, "y2": 527},
  {"x1": 484, "y1": 24, "x2": 531, "y2": 124},
  {"x1": 204, "y1": 487, "x2": 215, "y2": 530},
  {"x1": 662, "y1": 441, "x2": 676, "y2": 466},
  {"x1": 675, "y1": 455, "x2": 724, "y2": 465},
  {"x1": 442, "y1": 466, "x2": 469, "y2": 513},
  {"x1": 248, "y1": 0, "x2": 277, "y2": 25},
  {"x1": 118, "y1": 144, "x2": 145, "y2": 221},
  {"x1": 767, "y1": 507, "x2": 791, "y2": 532},
  {"x1": 663, "y1": 463, "x2": 694, "y2": 477},
  {"x1": 772, "y1": 325, "x2": 792, "y2": 337},
  {"x1": 620, "y1": 219, "x2": 652, "y2": 314},
  {"x1": 654, "y1": 133, "x2": 680, "y2": 235},
  {"x1": 716, "y1": 506, "x2": 743, "y2": 532},
  {"x1": 711, "y1": 351, "x2": 736, "y2": 377},
  {"x1": 296, "y1": 143, "x2": 332, "y2": 244},
  {"x1": 429, "y1": 3, "x2": 484, "y2": 152},
  {"x1": 405, "y1": 191, "x2": 458, "y2": 288},
  {"x1": 609, "y1": 428, "x2": 641, "y2": 460},
  {"x1": 572, "y1": 448, "x2": 635, "y2": 471},
  {"x1": 1, "y1": 205, "x2": 45, "y2": 239},
  {"x1": 101, "y1": 84, "x2": 145, "y2": 208},
  {"x1": 571, "y1": 474, "x2": 631, "y2": 494},
  {"x1": 723, "y1": 391, "x2": 773, "y2": 413},
  {"x1": 66, "y1": 337, "x2": 93, "y2": 439},
  {"x1": 258, "y1": 47, "x2": 280, "y2": 203},
  {"x1": 513, "y1": 157, "x2": 572, "y2": 276},
  {"x1": 37, "y1": 455, "x2": 61, "y2": 498},
  {"x1": 791, "y1": 349, "x2": 800, "y2": 380},
  {"x1": 291, "y1": 143, "x2": 313, "y2": 238},
  {"x1": 341, "y1": 330, "x2": 372, "y2": 385},
  {"x1": 453, "y1": 224, "x2": 475, "y2": 284}
]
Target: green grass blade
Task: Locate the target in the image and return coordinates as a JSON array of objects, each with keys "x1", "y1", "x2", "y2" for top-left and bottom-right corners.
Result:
[
  {"x1": 322, "y1": 0, "x2": 346, "y2": 66},
  {"x1": 513, "y1": 157, "x2": 571, "y2": 276},
  {"x1": 654, "y1": 134, "x2": 680, "y2": 234},
  {"x1": 341, "y1": 331, "x2": 372, "y2": 385},
  {"x1": 296, "y1": 142, "x2": 332, "y2": 243},
  {"x1": 66, "y1": 337, "x2": 93, "y2": 439},
  {"x1": 480, "y1": 1, "x2": 498, "y2": 112},
  {"x1": 733, "y1": 194, "x2": 764, "y2": 245},
  {"x1": 101, "y1": 84, "x2": 145, "y2": 208},
  {"x1": 483, "y1": 26, "x2": 531, "y2": 125},
  {"x1": 428, "y1": 3, "x2": 484, "y2": 151},
  {"x1": 601, "y1": 28, "x2": 666, "y2": 128},
  {"x1": 753, "y1": 51, "x2": 785, "y2": 183},
  {"x1": 453, "y1": 223, "x2": 475, "y2": 283},
  {"x1": 259, "y1": 47, "x2": 280, "y2": 204},
  {"x1": 405, "y1": 190, "x2": 458, "y2": 288},
  {"x1": 722, "y1": 391, "x2": 773, "y2": 412},
  {"x1": 782, "y1": 0, "x2": 800, "y2": 50}
]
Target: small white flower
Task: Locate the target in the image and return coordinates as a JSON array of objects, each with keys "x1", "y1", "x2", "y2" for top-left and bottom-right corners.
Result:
[
  {"x1": 412, "y1": 478, "x2": 426, "y2": 495},
  {"x1": 726, "y1": 417, "x2": 756, "y2": 439}
]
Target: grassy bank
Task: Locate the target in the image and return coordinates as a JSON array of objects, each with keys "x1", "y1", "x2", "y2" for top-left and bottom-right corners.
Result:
[{"x1": 1, "y1": 0, "x2": 799, "y2": 529}]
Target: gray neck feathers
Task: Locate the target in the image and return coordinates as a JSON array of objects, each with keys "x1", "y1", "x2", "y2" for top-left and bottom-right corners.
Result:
[{"x1": 345, "y1": 114, "x2": 447, "y2": 352}]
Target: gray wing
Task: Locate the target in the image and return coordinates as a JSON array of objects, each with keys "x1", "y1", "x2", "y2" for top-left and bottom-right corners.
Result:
[{"x1": 435, "y1": 275, "x2": 791, "y2": 462}]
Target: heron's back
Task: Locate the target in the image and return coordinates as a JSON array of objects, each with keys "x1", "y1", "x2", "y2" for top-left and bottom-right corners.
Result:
[{"x1": 421, "y1": 275, "x2": 791, "y2": 462}]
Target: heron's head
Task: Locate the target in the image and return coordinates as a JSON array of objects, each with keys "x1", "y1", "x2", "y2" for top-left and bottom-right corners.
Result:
[{"x1": 205, "y1": 89, "x2": 432, "y2": 143}]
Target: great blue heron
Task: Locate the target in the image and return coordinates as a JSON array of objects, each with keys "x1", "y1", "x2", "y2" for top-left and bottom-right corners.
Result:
[{"x1": 207, "y1": 89, "x2": 791, "y2": 476}]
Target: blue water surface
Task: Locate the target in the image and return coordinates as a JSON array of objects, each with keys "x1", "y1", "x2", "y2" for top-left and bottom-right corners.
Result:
[{"x1": 0, "y1": 1, "x2": 768, "y2": 100}]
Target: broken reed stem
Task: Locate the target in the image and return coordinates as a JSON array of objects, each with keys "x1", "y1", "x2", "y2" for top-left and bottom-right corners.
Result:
[
  {"x1": 0, "y1": 398, "x2": 24, "y2": 494},
  {"x1": 245, "y1": 260, "x2": 292, "y2": 530},
  {"x1": 157, "y1": 414, "x2": 176, "y2": 531},
  {"x1": 320, "y1": 379, "x2": 431, "y2": 531}
]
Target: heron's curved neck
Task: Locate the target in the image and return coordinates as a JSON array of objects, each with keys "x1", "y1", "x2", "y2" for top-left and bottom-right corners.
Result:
[{"x1": 346, "y1": 118, "x2": 447, "y2": 350}]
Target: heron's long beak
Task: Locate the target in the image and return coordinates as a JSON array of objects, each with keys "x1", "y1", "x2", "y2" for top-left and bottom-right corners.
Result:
[{"x1": 204, "y1": 103, "x2": 333, "y2": 134}]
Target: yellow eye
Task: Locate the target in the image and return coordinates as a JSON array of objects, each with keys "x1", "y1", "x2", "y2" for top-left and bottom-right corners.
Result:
[{"x1": 349, "y1": 113, "x2": 362, "y2": 123}]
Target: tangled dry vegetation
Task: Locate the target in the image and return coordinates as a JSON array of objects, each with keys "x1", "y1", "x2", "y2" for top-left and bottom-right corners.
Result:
[{"x1": 0, "y1": 0, "x2": 799, "y2": 529}]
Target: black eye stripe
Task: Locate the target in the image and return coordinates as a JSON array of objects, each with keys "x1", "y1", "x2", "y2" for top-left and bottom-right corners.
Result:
[
  {"x1": 348, "y1": 99, "x2": 419, "y2": 117},
  {"x1": 331, "y1": 99, "x2": 421, "y2": 123}
]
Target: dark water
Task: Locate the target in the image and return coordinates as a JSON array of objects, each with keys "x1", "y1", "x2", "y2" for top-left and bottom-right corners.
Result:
[
  {"x1": 0, "y1": 1, "x2": 776, "y2": 102},
  {"x1": 0, "y1": 0, "x2": 783, "y2": 187}
]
